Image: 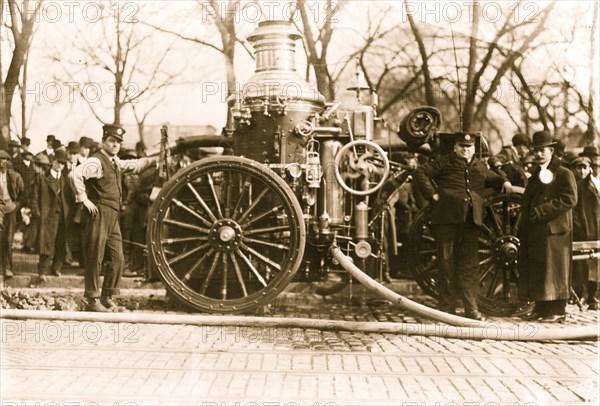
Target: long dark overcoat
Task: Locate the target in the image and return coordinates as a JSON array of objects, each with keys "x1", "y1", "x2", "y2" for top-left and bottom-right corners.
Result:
[
  {"x1": 31, "y1": 171, "x2": 71, "y2": 256},
  {"x1": 518, "y1": 156, "x2": 577, "y2": 301},
  {"x1": 573, "y1": 175, "x2": 600, "y2": 282}
]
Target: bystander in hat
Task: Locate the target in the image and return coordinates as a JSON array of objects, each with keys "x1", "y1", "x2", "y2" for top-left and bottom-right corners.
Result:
[
  {"x1": 52, "y1": 139, "x2": 62, "y2": 150},
  {"x1": 79, "y1": 136, "x2": 93, "y2": 148},
  {"x1": 531, "y1": 131, "x2": 556, "y2": 148},
  {"x1": 34, "y1": 153, "x2": 51, "y2": 167},
  {"x1": 54, "y1": 148, "x2": 69, "y2": 164},
  {"x1": 67, "y1": 141, "x2": 80, "y2": 154},
  {"x1": 512, "y1": 133, "x2": 531, "y2": 147},
  {"x1": 580, "y1": 145, "x2": 600, "y2": 159},
  {"x1": 46, "y1": 135, "x2": 56, "y2": 143},
  {"x1": 0, "y1": 149, "x2": 10, "y2": 160},
  {"x1": 119, "y1": 149, "x2": 137, "y2": 159},
  {"x1": 570, "y1": 156, "x2": 592, "y2": 168},
  {"x1": 102, "y1": 124, "x2": 126, "y2": 141}
]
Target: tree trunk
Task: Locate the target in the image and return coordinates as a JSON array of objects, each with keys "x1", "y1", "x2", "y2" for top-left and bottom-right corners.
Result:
[
  {"x1": 462, "y1": 3, "x2": 480, "y2": 132},
  {"x1": 586, "y1": 1, "x2": 598, "y2": 143},
  {"x1": 405, "y1": 0, "x2": 435, "y2": 107}
]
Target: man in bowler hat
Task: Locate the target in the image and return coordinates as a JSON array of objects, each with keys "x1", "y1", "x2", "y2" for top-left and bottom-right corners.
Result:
[
  {"x1": 414, "y1": 133, "x2": 514, "y2": 320},
  {"x1": 518, "y1": 131, "x2": 578, "y2": 322},
  {"x1": 71, "y1": 124, "x2": 157, "y2": 311}
]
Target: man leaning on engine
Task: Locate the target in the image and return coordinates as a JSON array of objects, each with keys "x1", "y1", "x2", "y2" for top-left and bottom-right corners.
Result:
[
  {"x1": 413, "y1": 133, "x2": 514, "y2": 320},
  {"x1": 71, "y1": 124, "x2": 157, "y2": 312}
]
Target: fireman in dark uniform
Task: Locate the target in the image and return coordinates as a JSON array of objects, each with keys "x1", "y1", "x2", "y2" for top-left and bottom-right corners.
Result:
[
  {"x1": 71, "y1": 124, "x2": 156, "y2": 312},
  {"x1": 414, "y1": 133, "x2": 513, "y2": 320}
]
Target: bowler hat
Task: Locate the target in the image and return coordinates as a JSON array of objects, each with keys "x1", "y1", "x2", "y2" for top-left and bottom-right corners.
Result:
[
  {"x1": 512, "y1": 133, "x2": 531, "y2": 147},
  {"x1": 22, "y1": 151, "x2": 34, "y2": 159},
  {"x1": 8, "y1": 139, "x2": 20, "y2": 147},
  {"x1": 21, "y1": 137, "x2": 31, "y2": 146},
  {"x1": 67, "y1": 141, "x2": 80, "y2": 154},
  {"x1": 0, "y1": 149, "x2": 10, "y2": 160},
  {"x1": 54, "y1": 149, "x2": 68, "y2": 163},
  {"x1": 52, "y1": 139, "x2": 62, "y2": 149},
  {"x1": 102, "y1": 124, "x2": 126, "y2": 141},
  {"x1": 46, "y1": 135, "x2": 56, "y2": 143},
  {"x1": 531, "y1": 131, "x2": 556, "y2": 148},
  {"x1": 454, "y1": 132, "x2": 476, "y2": 146},
  {"x1": 580, "y1": 145, "x2": 600, "y2": 158}
]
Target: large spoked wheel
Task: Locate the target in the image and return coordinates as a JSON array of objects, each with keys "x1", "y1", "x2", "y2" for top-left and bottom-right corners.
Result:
[
  {"x1": 147, "y1": 156, "x2": 306, "y2": 313},
  {"x1": 407, "y1": 191, "x2": 534, "y2": 317}
]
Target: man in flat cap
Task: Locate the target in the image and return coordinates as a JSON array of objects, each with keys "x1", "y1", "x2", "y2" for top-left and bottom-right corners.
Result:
[
  {"x1": 414, "y1": 133, "x2": 514, "y2": 320},
  {"x1": 71, "y1": 123, "x2": 157, "y2": 312},
  {"x1": 518, "y1": 131, "x2": 578, "y2": 323},
  {"x1": 0, "y1": 149, "x2": 24, "y2": 278},
  {"x1": 570, "y1": 156, "x2": 600, "y2": 311}
]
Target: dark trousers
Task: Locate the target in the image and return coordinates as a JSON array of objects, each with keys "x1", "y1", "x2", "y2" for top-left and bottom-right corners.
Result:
[
  {"x1": 535, "y1": 300, "x2": 567, "y2": 316},
  {"x1": 0, "y1": 210, "x2": 16, "y2": 273},
  {"x1": 38, "y1": 220, "x2": 65, "y2": 275},
  {"x1": 432, "y1": 212, "x2": 480, "y2": 313},
  {"x1": 83, "y1": 204, "x2": 123, "y2": 298}
]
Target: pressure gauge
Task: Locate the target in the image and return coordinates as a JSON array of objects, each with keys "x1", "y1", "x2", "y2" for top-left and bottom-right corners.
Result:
[{"x1": 286, "y1": 163, "x2": 303, "y2": 179}]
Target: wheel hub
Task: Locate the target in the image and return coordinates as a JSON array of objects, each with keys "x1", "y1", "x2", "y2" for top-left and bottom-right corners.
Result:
[
  {"x1": 495, "y1": 236, "x2": 520, "y2": 266},
  {"x1": 209, "y1": 219, "x2": 242, "y2": 252}
]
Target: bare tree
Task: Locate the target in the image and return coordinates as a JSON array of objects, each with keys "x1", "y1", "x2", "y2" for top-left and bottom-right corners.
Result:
[
  {"x1": 53, "y1": 1, "x2": 178, "y2": 142},
  {"x1": 0, "y1": 0, "x2": 43, "y2": 148},
  {"x1": 144, "y1": 0, "x2": 255, "y2": 125}
]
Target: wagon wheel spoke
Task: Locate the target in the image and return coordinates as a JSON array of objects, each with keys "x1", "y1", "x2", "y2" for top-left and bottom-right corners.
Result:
[
  {"x1": 229, "y1": 252, "x2": 248, "y2": 297},
  {"x1": 163, "y1": 218, "x2": 210, "y2": 234},
  {"x1": 235, "y1": 249, "x2": 268, "y2": 287},
  {"x1": 172, "y1": 198, "x2": 213, "y2": 227},
  {"x1": 235, "y1": 188, "x2": 269, "y2": 223},
  {"x1": 187, "y1": 183, "x2": 218, "y2": 223},
  {"x1": 483, "y1": 264, "x2": 501, "y2": 298},
  {"x1": 232, "y1": 177, "x2": 251, "y2": 219},
  {"x1": 206, "y1": 173, "x2": 223, "y2": 219},
  {"x1": 168, "y1": 242, "x2": 211, "y2": 265},
  {"x1": 486, "y1": 205, "x2": 504, "y2": 237},
  {"x1": 161, "y1": 236, "x2": 209, "y2": 245},
  {"x1": 243, "y1": 237, "x2": 289, "y2": 251},
  {"x1": 182, "y1": 247, "x2": 215, "y2": 282},
  {"x1": 219, "y1": 254, "x2": 229, "y2": 299},
  {"x1": 479, "y1": 255, "x2": 494, "y2": 267},
  {"x1": 240, "y1": 205, "x2": 283, "y2": 228},
  {"x1": 244, "y1": 225, "x2": 291, "y2": 236},
  {"x1": 240, "y1": 243, "x2": 282, "y2": 272},
  {"x1": 200, "y1": 252, "x2": 222, "y2": 295}
]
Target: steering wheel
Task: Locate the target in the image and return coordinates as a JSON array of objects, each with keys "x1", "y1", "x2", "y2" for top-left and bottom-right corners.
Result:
[{"x1": 334, "y1": 140, "x2": 390, "y2": 196}]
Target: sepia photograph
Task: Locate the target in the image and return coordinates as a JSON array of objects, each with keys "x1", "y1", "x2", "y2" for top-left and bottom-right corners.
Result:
[{"x1": 1, "y1": 0, "x2": 599, "y2": 404}]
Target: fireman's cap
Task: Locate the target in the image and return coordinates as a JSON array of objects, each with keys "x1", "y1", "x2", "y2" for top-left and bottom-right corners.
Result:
[
  {"x1": 454, "y1": 132, "x2": 476, "y2": 146},
  {"x1": 102, "y1": 124, "x2": 126, "y2": 142}
]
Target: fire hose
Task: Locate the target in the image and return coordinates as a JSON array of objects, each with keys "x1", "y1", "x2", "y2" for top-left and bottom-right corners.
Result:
[
  {"x1": 3, "y1": 246, "x2": 598, "y2": 342},
  {"x1": 1, "y1": 247, "x2": 597, "y2": 342}
]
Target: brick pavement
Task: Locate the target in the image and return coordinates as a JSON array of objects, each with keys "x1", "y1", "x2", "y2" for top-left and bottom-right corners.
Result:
[{"x1": 1, "y1": 318, "x2": 598, "y2": 405}]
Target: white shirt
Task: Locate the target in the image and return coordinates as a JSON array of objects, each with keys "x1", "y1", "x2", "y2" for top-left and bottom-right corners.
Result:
[
  {"x1": 70, "y1": 149, "x2": 156, "y2": 203},
  {"x1": 591, "y1": 175, "x2": 600, "y2": 193},
  {"x1": 50, "y1": 169, "x2": 61, "y2": 179}
]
